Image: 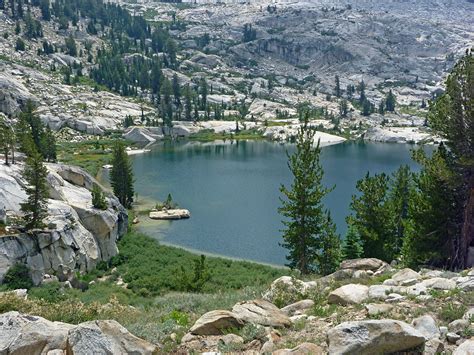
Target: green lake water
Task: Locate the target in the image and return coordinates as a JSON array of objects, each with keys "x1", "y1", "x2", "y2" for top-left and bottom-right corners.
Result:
[{"x1": 132, "y1": 140, "x2": 431, "y2": 266}]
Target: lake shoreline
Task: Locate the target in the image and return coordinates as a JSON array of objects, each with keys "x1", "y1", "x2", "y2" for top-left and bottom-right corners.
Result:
[{"x1": 131, "y1": 140, "x2": 433, "y2": 265}]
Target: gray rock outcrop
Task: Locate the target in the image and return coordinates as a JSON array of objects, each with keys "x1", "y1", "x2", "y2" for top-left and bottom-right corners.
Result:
[
  {"x1": 0, "y1": 311, "x2": 158, "y2": 354},
  {"x1": 232, "y1": 299, "x2": 291, "y2": 328},
  {"x1": 327, "y1": 319, "x2": 426, "y2": 354},
  {"x1": 0, "y1": 163, "x2": 127, "y2": 285},
  {"x1": 328, "y1": 284, "x2": 369, "y2": 305},
  {"x1": 189, "y1": 310, "x2": 244, "y2": 336}
]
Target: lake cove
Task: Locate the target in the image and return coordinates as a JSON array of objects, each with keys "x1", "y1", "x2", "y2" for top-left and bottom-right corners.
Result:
[{"x1": 132, "y1": 140, "x2": 432, "y2": 266}]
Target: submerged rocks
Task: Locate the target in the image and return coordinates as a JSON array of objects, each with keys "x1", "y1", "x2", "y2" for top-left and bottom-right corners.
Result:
[
  {"x1": 189, "y1": 310, "x2": 244, "y2": 336},
  {"x1": 0, "y1": 311, "x2": 158, "y2": 354},
  {"x1": 328, "y1": 284, "x2": 369, "y2": 305},
  {"x1": 327, "y1": 319, "x2": 426, "y2": 354},
  {"x1": 232, "y1": 299, "x2": 291, "y2": 328}
]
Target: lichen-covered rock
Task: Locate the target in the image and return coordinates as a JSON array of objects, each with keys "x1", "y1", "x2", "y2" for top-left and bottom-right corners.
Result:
[
  {"x1": 263, "y1": 276, "x2": 318, "y2": 307},
  {"x1": 339, "y1": 258, "x2": 388, "y2": 271},
  {"x1": 392, "y1": 268, "x2": 422, "y2": 284},
  {"x1": 327, "y1": 319, "x2": 426, "y2": 354},
  {"x1": 328, "y1": 284, "x2": 369, "y2": 305},
  {"x1": 232, "y1": 299, "x2": 291, "y2": 328},
  {"x1": 280, "y1": 299, "x2": 314, "y2": 316},
  {"x1": 0, "y1": 311, "x2": 158, "y2": 354},
  {"x1": 189, "y1": 310, "x2": 244, "y2": 336},
  {"x1": 454, "y1": 339, "x2": 474, "y2": 354},
  {"x1": 67, "y1": 319, "x2": 157, "y2": 354}
]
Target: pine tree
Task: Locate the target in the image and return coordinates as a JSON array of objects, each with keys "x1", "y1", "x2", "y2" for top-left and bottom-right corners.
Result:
[
  {"x1": 200, "y1": 77, "x2": 208, "y2": 110},
  {"x1": 362, "y1": 99, "x2": 371, "y2": 116},
  {"x1": 387, "y1": 165, "x2": 412, "y2": 257},
  {"x1": 172, "y1": 73, "x2": 181, "y2": 106},
  {"x1": 65, "y1": 34, "x2": 77, "y2": 56},
  {"x1": 184, "y1": 85, "x2": 192, "y2": 121},
  {"x1": 357, "y1": 80, "x2": 366, "y2": 104},
  {"x1": 20, "y1": 150, "x2": 49, "y2": 230},
  {"x1": 41, "y1": 126, "x2": 56, "y2": 162},
  {"x1": 378, "y1": 100, "x2": 386, "y2": 115},
  {"x1": 339, "y1": 99, "x2": 348, "y2": 117},
  {"x1": 385, "y1": 90, "x2": 396, "y2": 112},
  {"x1": 347, "y1": 172, "x2": 393, "y2": 261},
  {"x1": 342, "y1": 225, "x2": 363, "y2": 260},
  {"x1": 335, "y1": 75, "x2": 341, "y2": 97},
  {"x1": 40, "y1": 0, "x2": 50, "y2": 21},
  {"x1": 110, "y1": 142, "x2": 134, "y2": 208},
  {"x1": 0, "y1": 117, "x2": 14, "y2": 165},
  {"x1": 402, "y1": 146, "x2": 461, "y2": 268},
  {"x1": 279, "y1": 116, "x2": 341, "y2": 275},
  {"x1": 402, "y1": 52, "x2": 473, "y2": 269}
]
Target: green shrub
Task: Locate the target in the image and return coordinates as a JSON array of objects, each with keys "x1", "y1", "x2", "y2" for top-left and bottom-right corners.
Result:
[
  {"x1": 175, "y1": 255, "x2": 211, "y2": 292},
  {"x1": 3, "y1": 264, "x2": 33, "y2": 290},
  {"x1": 91, "y1": 184, "x2": 108, "y2": 210},
  {"x1": 29, "y1": 281, "x2": 66, "y2": 303},
  {"x1": 238, "y1": 323, "x2": 266, "y2": 342},
  {"x1": 439, "y1": 303, "x2": 467, "y2": 323},
  {"x1": 116, "y1": 230, "x2": 286, "y2": 295},
  {"x1": 163, "y1": 310, "x2": 189, "y2": 327}
]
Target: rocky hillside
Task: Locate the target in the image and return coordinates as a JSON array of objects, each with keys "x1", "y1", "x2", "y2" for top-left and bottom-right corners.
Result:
[
  {"x1": 1, "y1": 257, "x2": 474, "y2": 354},
  {"x1": 1, "y1": 0, "x2": 471, "y2": 143},
  {"x1": 0, "y1": 161, "x2": 127, "y2": 285},
  {"x1": 178, "y1": 258, "x2": 474, "y2": 354}
]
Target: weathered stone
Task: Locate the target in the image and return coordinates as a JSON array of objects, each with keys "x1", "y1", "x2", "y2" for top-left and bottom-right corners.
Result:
[
  {"x1": 447, "y1": 332, "x2": 462, "y2": 344},
  {"x1": 189, "y1": 310, "x2": 244, "y2": 335},
  {"x1": 281, "y1": 300, "x2": 314, "y2": 316},
  {"x1": 463, "y1": 307, "x2": 474, "y2": 320},
  {"x1": 339, "y1": 258, "x2": 387, "y2": 271},
  {"x1": 425, "y1": 338, "x2": 445, "y2": 355},
  {"x1": 412, "y1": 315, "x2": 439, "y2": 340},
  {"x1": 0, "y1": 163, "x2": 127, "y2": 285},
  {"x1": 219, "y1": 334, "x2": 244, "y2": 346},
  {"x1": 365, "y1": 303, "x2": 393, "y2": 316},
  {"x1": 327, "y1": 319, "x2": 426, "y2": 354},
  {"x1": 454, "y1": 339, "x2": 474, "y2": 354},
  {"x1": 422, "y1": 277, "x2": 457, "y2": 290},
  {"x1": 405, "y1": 283, "x2": 428, "y2": 296},
  {"x1": 449, "y1": 319, "x2": 470, "y2": 335},
  {"x1": 272, "y1": 342, "x2": 323, "y2": 354},
  {"x1": 400, "y1": 278, "x2": 418, "y2": 286},
  {"x1": 382, "y1": 279, "x2": 397, "y2": 286},
  {"x1": 368, "y1": 285, "x2": 398, "y2": 300},
  {"x1": 0, "y1": 312, "x2": 157, "y2": 354},
  {"x1": 232, "y1": 299, "x2": 291, "y2": 328},
  {"x1": 458, "y1": 277, "x2": 474, "y2": 291},
  {"x1": 392, "y1": 268, "x2": 422, "y2": 284},
  {"x1": 67, "y1": 320, "x2": 158, "y2": 354},
  {"x1": 328, "y1": 284, "x2": 369, "y2": 305},
  {"x1": 385, "y1": 293, "x2": 405, "y2": 303},
  {"x1": 263, "y1": 276, "x2": 318, "y2": 306}
]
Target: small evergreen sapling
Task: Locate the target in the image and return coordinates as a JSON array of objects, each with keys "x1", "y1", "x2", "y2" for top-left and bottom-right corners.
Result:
[{"x1": 91, "y1": 184, "x2": 107, "y2": 210}]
